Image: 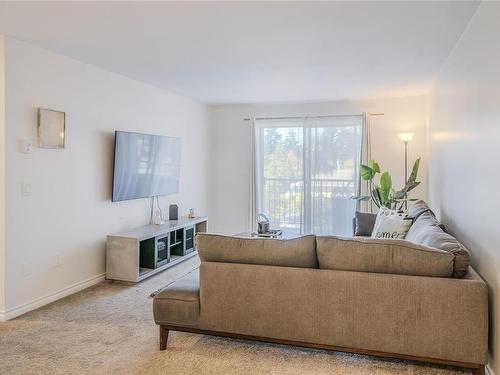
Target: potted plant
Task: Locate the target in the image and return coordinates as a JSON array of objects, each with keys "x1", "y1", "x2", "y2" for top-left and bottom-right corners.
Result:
[{"x1": 353, "y1": 158, "x2": 421, "y2": 210}]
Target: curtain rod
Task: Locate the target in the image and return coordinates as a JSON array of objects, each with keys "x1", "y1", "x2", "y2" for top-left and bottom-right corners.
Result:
[{"x1": 242, "y1": 113, "x2": 384, "y2": 121}]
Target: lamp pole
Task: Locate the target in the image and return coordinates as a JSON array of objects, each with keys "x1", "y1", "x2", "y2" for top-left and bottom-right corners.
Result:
[
  {"x1": 398, "y1": 132, "x2": 414, "y2": 211},
  {"x1": 404, "y1": 140, "x2": 408, "y2": 210}
]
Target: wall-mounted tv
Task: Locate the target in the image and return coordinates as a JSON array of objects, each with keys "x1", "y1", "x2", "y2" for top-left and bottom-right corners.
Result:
[{"x1": 112, "y1": 131, "x2": 181, "y2": 202}]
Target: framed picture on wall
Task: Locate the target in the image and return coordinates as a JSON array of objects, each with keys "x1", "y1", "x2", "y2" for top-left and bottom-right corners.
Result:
[{"x1": 37, "y1": 108, "x2": 66, "y2": 149}]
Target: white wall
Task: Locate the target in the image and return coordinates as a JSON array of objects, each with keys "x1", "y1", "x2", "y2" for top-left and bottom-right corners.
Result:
[
  {"x1": 209, "y1": 96, "x2": 428, "y2": 234},
  {"x1": 1, "y1": 36, "x2": 209, "y2": 319},
  {"x1": 428, "y1": 2, "x2": 500, "y2": 373},
  {"x1": 0, "y1": 35, "x2": 5, "y2": 314}
]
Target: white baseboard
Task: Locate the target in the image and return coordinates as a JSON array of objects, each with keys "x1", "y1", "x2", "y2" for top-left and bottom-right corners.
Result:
[
  {"x1": 0, "y1": 273, "x2": 106, "y2": 321},
  {"x1": 487, "y1": 364, "x2": 495, "y2": 375}
]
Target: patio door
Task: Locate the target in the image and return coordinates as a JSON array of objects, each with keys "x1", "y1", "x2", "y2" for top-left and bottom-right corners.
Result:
[{"x1": 255, "y1": 115, "x2": 363, "y2": 236}]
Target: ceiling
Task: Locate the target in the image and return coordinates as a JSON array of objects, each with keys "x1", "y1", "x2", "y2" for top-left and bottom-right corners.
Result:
[{"x1": 0, "y1": 1, "x2": 479, "y2": 104}]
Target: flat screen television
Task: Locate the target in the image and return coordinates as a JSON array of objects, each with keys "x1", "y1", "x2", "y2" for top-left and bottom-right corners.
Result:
[{"x1": 112, "y1": 131, "x2": 181, "y2": 202}]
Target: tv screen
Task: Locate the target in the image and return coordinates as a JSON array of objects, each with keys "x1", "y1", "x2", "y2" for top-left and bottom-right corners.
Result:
[{"x1": 112, "y1": 131, "x2": 181, "y2": 202}]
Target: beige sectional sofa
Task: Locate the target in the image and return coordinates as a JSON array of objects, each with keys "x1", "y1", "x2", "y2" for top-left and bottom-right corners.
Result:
[{"x1": 153, "y1": 202, "x2": 488, "y2": 374}]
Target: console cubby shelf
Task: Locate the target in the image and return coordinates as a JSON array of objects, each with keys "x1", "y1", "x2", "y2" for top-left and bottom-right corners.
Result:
[{"x1": 106, "y1": 216, "x2": 208, "y2": 282}]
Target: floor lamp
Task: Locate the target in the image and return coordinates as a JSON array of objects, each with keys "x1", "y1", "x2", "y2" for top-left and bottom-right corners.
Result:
[{"x1": 398, "y1": 132, "x2": 414, "y2": 210}]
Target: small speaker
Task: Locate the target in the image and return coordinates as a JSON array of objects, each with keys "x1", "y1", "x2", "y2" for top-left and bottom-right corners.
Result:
[{"x1": 169, "y1": 204, "x2": 178, "y2": 220}]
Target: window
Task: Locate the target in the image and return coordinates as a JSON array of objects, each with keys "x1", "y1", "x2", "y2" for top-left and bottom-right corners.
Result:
[{"x1": 255, "y1": 115, "x2": 363, "y2": 236}]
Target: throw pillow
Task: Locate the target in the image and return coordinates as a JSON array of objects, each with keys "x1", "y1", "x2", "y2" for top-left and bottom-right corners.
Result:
[
  {"x1": 371, "y1": 207, "x2": 412, "y2": 240},
  {"x1": 354, "y1": 211, "x2": 377, "y2": 236},
  {"x1": 408, "y1": 200, "x2": 436, "y2": 221}
]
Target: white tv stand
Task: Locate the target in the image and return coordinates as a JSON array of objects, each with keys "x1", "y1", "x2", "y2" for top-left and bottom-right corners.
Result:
[{"x1": 106, "y1": 216, "x2": 208, "y2": 282}]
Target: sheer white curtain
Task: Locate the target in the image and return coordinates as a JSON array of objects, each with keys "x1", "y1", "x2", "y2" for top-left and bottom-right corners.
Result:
[
  {"x1": 247, "y1": 117, "x2": 257, "y2": 232},
  {"x1": 358, "y1": 112, "x2": 373, "y2": 213},
  {"x1": 253, "y1": 115, "x2": 364, "y2": 236}
]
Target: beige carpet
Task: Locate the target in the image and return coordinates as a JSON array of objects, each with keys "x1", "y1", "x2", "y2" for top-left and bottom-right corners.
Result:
[{"x1": 0, "y1": 256, "x2": 471, "y2": 375}]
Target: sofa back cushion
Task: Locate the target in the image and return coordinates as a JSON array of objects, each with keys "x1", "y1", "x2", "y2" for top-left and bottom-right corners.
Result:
[
  {"x1": 197, "y1": 233, "x2": 318, "y2": 268},
  {"x1": 405, "y1": 211, "x2": 470, "y2": 278},
  {"x1": 316, "y1": 236, "x2": 454, "y2": 277}
]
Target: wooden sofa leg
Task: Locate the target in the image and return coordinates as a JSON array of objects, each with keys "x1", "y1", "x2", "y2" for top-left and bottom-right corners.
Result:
[
  {"x1": 472, "y1": 365, "x2": 485, "y2": 375},
  {"x1": 159, "y1": 326, "x2": 169, "y2": 350}
]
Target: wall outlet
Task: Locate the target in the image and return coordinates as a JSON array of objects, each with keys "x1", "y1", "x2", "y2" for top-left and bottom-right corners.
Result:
[
  {"x1": 21, "y1": 182, "x2": 31, "y2": 197},
  {"x1": 55, "y1": 254, "x2": 62, "y2": 267}
]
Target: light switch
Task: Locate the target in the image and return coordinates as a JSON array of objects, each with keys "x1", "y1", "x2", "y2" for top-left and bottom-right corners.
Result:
[
  {"x1": 21, "y1": 140, "x2": 33, "y2": 154},
  {"x1": 21, "y1": 182, "x2": 31, "y2": 196}
]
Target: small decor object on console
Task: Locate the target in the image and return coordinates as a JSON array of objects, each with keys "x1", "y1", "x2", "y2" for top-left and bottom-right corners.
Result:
[
  {"x1": 371, "y1": 206, "x2": 412, "y2": 239},
  {"x1": 151, "y1": 196, "x2": 165, "y2": 225},
  {"x1": 37, "y1": 108, "x2": 66, "y2": 149},
  {"x1": 251, "y1": 229, "x2": 283, "y2": 238},
  {"x1": 252, "y1": 214, "x2": 282, "y2": 238},
  {"x1": 152, "y1": 210, "x2": 163, "y2": 225},
  {"x1": 188, "y1": 208, "x2": 195, "y2": 219},
  {"x1": 257, "y1": 214, "x2": 270, "y2": 234},
  {"x1": 169, "y1": 204, "x2": 178, "y2": 220}
]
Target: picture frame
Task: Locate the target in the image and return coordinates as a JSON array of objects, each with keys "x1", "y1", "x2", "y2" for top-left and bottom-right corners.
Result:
[{"x1": 37, "y1": 108, "x2": 66, "y2": 149}]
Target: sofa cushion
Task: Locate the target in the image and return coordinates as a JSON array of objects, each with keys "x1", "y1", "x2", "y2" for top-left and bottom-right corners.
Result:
[
  {"x1": 153, "y1": 269, "x2": 200, "y2": 327},
  {"x1": 371, "y1": 207, "x2": 413, "y2": 239},
  {"x1": 405, "y1": 211, "x2": 470, "y2": 278},
  {"x1": 407, "y1": 201, "x2": 447, "y2": 231},
  {"x1": 408, "y1": 200, "x2": 436, "y2": 220},
  {"x1": 316, "y1": 236, "x2": 454, "y2": 277},
  {"x1": 197, "y1": 233, "x2": 318, "y2": 268},
  {"x1": 354, "y1": 211, "x2": 377, "y2": 236}
]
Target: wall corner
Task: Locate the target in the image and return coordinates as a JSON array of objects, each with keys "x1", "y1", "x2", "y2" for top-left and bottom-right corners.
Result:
[{"x1": 0, "y1": 33, "x2": 6, "y2": 317}]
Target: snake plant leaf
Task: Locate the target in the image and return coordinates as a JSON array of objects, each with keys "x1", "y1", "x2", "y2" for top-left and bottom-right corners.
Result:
[
  {"x1": 368, "y1": 160, "x2": 380, "y2": 173},
  {"x1": 393, "y1": 181, "x2": 421, "y2": 199},
  {"x1": 360, "y1": 164, "x2": 375, "y2": 181},
  {"x1": 373, "y1": 186, "x2": 384, "y2": 207},
  {"x1": 394, "y1": 197, "x2": 419, "y2": 203},
  {"x1": 352, "y1": 195, "x2": 371, "y2": 201},
  {"x1": 407, "y1": 158, "x2": 421, "y2": 183},
  {"x1": 370, "y1": 189, "x2": 381, "y2": 208},
  {"x1": 405, "y1": 181, "x2": 420, "y2": 193},
  {"x1": 393, "y1": 189, "x2": 405, "y2": 200},
  {"x1": 380, "y1": 172, "x2": 392, "y2": 201}
]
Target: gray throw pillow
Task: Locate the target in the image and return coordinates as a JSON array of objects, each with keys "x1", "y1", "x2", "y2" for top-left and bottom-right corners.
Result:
[
  {"x1": 408, "y1": 200, "x2": 436, "y2": 221},
  {"x1": 354, "y1": 211, "x2": 377, "y2": 236},
  {"x1": 407, "y1": 200, "x2": 446, "y2": 232}
]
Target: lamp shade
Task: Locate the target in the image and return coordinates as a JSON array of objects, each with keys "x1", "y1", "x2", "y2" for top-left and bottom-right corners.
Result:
[{"x1": 398, "y1": 132, "x2": 414, "y2": 143}]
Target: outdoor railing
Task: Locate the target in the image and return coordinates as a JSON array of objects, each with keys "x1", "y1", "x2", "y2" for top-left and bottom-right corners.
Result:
[{"x1": 262, "y1": 177, "x2": 355, "y2": 235}]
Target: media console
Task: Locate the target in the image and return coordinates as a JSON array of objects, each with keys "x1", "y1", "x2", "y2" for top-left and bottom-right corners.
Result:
[{"x1": 106, "y1": 216, "x2": 208, "y2": 282}]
